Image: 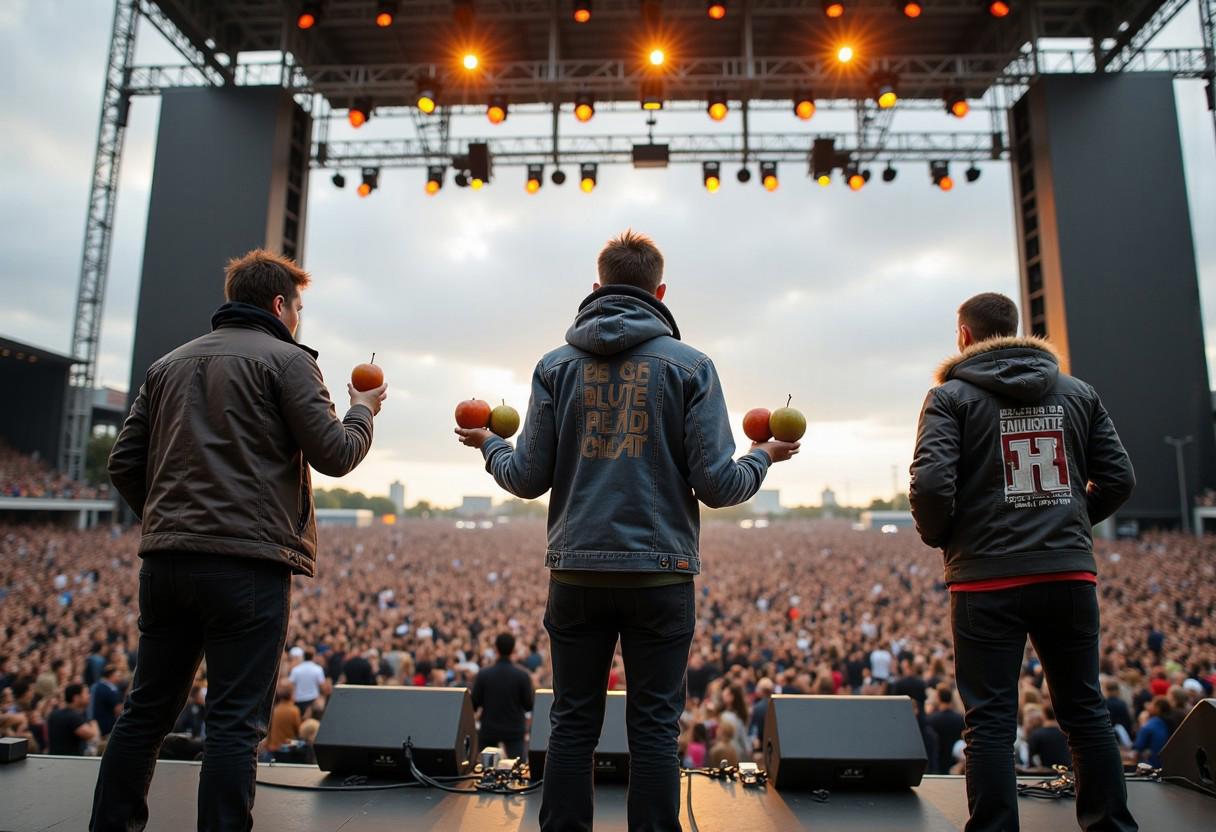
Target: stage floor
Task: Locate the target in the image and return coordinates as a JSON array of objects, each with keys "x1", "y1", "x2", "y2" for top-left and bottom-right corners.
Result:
[{"x1": 1, "y1": 756, "x2": 1211, "y2": 831}]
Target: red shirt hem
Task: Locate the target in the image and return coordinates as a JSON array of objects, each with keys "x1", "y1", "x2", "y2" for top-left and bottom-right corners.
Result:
[{"x1": 949, "y1": 571, "x2": 1097, "y2": 593}]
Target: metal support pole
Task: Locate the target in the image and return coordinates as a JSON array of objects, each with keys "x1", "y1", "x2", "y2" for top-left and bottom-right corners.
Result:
[
  {"x1": 1201, "y1": 0, "x2": 1216, "y2": 145},
  {"x1": 1165, "y1": 435, "x2": 1194, "y2": 533},
  {"x1": 61, "y1": 0, "x2": 140, "y2": 481}
]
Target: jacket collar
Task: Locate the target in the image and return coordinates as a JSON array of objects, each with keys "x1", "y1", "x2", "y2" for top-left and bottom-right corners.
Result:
[
  {"x1": 576, "y1": 284, "x2": 682, "y2": 341},
  {"x1": 211, "y1": 301, "x2": 319, "y2": 359},
  {"x1": 935, "y1": 335, "x2": 1060, "y2": 385}
]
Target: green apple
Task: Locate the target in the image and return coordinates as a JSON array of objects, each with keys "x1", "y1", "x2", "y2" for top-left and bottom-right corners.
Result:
[
  {"x1": 489, "y1": 401, "x2": 520, "y2": 438},
  {"x1": 769, "y1": 395, "x2": 807, "y2": 442}
]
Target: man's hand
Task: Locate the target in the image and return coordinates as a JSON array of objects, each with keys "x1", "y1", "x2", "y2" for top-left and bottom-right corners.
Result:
[
  {"x1": 348, "y1": 382, "x2": 388, "y2": 416},
  {"x1": 752, "y1": 440, "x2": 801, "y2": 463},
  {"x1": 455, "y1": 427, "x2": 495, "y2": 450}
]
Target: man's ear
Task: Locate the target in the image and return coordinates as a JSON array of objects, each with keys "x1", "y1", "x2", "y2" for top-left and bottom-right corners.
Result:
[
  {"x1": 593, "y1": 282, "x2": 601, "y2": 292},
  {"x1": 272, "y1": 294, "x2": 285, "y2": 317},
  {"x1": 655, "y1": 284, "x2": 667, "y2": 301},
  {"x1": 959, "y1": 323, "x2": 974, "y2": 349}
]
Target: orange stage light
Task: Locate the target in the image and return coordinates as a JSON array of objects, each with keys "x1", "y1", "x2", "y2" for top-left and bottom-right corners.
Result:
[
  {"x1": 763, "y1": 175, "x2": 778, "y2": 192},
  {"x1": 837, "y1": 45, "x2": 855, "y2": 63},
  {"x1": 849, "y1": 173, "x2": 865, "y2": 191},
  {"x1": 707, "y1": 2, "x2": 727, "y2": 20},
  {"x1": 901, "y1": 2, "x2": 923, "y2": 18},
  {"x1": 526, "y1": 179, "x2": 541, "y2": 194},
  {"x1": 649, "y1": 48, "x2": 666, "y2": 66},
  {"x1": 823, "y1": 2, "x2": 845, "y2": 19},
  {"x1": 357, "y1": 182, "x2": 372, "y2": 197},
  {"x1": 425, "y1": 180, "x2": 440, "y2": 195},
  {"x1": 487, "y1": 105, "x2": 507, "y2": 124},
  {"x1": 794, "y1": 98, "x2": 816, "y2": 120},
  {"x1": 580, "y1": 177, "x2": 595, "y2": 193},
  {"x1": 939, "y1": 176, "x2": 955, "y2": 191},
  {"x1": 989, "y1": 1, "x2": 1010, "y2": 17},
  {"x1": 575, "y1": 102, "x2": 594, "y2": 122},
  {"x1": 708, "y1": 100, "x2": 728, "y2": 121},
  {"x1": 705, "y1": 176, "x2": 720, "y2": 192},
  {"x1": 375, "y1": 12, "x2": 393, "y2": 27},
  {"x1": 462, "y1": 53, "x2": 479, "y2": 71},
  {"x1": 348, "y1": 109, "x2": 367, "y2": 128},
  {"x1": 951, "y1": 98, "x2": 970, "y2": 118},
  {"x1": 417, "y1": 93, "x2": 436, "y2": 114},
  {"x1": 297, "y1": 13, "x2": 316, "y2": 30}
]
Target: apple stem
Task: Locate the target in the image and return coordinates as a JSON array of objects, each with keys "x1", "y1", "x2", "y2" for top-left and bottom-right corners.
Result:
[
  {"x1": 502, "y1": 399, "x2": 505, "y2": 407},
  {"x1": 370, "y1": 353, "x2": 376, "y2": 364},
  {"x1": 786, "y1": 394, "x2": 792, "y2": 408}
]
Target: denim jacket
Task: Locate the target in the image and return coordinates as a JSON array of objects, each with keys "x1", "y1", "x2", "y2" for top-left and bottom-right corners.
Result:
[{"x1": 480, "y1": 285, "x2": 771, "y2": 575}]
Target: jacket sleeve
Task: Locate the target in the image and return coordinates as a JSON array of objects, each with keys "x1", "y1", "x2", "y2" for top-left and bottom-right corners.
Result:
[
  {"x1": 481, "y1": 361, "x2": 557, "y2": 500},
  {"x1": 683, "y1": 358, "x2": 771, "y2": 509},
  {"x1": 909, "y1": 387, "x2": 961, "y2": 548},
  {"x1": 278, "y1": 353, "x2": 374, "y2": 478},
  {"x1": 108, "y1": 381, "x2": 151, "y2": 519},
  {"x1": 1084, "y1": 393, "x2": 1135, "y2": 524}
]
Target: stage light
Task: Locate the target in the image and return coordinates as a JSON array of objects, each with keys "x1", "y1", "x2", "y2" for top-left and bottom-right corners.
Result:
[
  {"x1": 794, "y1": 95, "x2": 816, "y2": 120},
  {"x1": 703, "y1": 161, "x2": 721, "y2": 192},
  {"x1": 874, "y1": 78, "x2": 898, "y2": 109},
  {"x1": 573, "y1": 0, "x2": 591, "y2": 23},
  {"x1": 736, "y1": 167, "x2": 751, "y2": 183},
  {"x1": 471, "y1": 177, "x2": 484, "y2": 190},
  {"x1": 848, "y1": 170, "x2": 866, "y2": 191},
  {"x1": 707, "y1": 1, "x2": 727, "y2": 20},
  {"x1": 989, "y1": 1, "x2": 1011, "y2": 18},
  {"x1": 487, "y1": 96, "x2": 508, "y2": 124},
  {"x1": 946, "y1": 92, "x2": 969, "y2": 118},
  {"x1": 425, "y1": 165, "x2": 444, "y2": 195},
  {"x1": 297, "y1": 2, "x2": 320, "y2": 30},
  {"x1": 649, "y1": 48, "x2": 665, "y2": 66},
  {"x1": 641, "y1": 79, "x2": 664, "y2": 111},
  {"x1": 526, "y1": 164, "x2": 544, "y2": 194},
  {"x1": 837, "y1": 45, "x2": 855, "y2": 63},
  {"x1": 454, "y1": 172, "x2": 469, "y2": 187},
  {"x1": 811, "y1": 137, "x2": 836, "y2": 184},
  {"x1": 551, "y1": 169, "x2": 567, "y2": 185},
  {"x1": 462, "y1": 53, "x2": 480, "y2": 71},
  {"x1": 348, "y1": 98, "x2": 372, "y2": 128},
  {"x1": 966, "y1": 165, "x2": 982, "y2": 183},
  {"x1": 760, "y1": 161, "x2": 778, "y2": 192},
  {"x1": 331, "y1": 172, "x2": 345, "y2": 189},
  {"x1": 707, "y1": 92, "x2": 729, "y2": 121},
  {"x1": 931, "y1": 160, "x2": 953, "y2": 191},
  {"x1": 580, "y1": 163, "x2": 597, "y2": 193},
  {"x1": 417, "y1": 88, "x2": 437, "y2": 114},
  {"x1": 574, "y1": 93, "x2": 595, "y2": 122},
  {"x1": 822, "y1": 1, "x2": 845, "y2": 18},
  {"x1": 375, "y1": 1, "x2": 397, "y2": 27},
  {"x1": 817, "y1": 174, "x2": 831, "y2": 186},
  {"x1": 898, "y1": 1, "x2": 922, "y2": 18},
  {"x1": 358, "y1": 167, "x2": 379, "y2": 197},
  {"x1": 882, "y1": 164, "x2": 897, "y2": 183}
]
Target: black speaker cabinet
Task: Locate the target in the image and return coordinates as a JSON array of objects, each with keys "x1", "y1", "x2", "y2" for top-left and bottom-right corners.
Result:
[
  {"x1": 1161, "y1": 698, "x2": 1216, "y2": 797},
  {"x1": 314, "y1": 685, "x2": 477, "y2": 779},
  {"x1": 763, "y1": 695, "x2": 927, "y2": 790},
  {"x1": 529, "y1": 688, "x2": 629, "y2": 782}
]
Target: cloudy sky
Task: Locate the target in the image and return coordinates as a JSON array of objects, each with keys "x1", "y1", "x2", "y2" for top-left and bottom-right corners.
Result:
[{"x1": 1, "y1": 1, "x2": 1213, "y2": 508}]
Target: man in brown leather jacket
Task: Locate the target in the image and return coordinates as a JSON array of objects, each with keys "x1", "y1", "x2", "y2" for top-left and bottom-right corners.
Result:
[{"x1": 91, "y1": 250, "x2": 386, "y2": 832}]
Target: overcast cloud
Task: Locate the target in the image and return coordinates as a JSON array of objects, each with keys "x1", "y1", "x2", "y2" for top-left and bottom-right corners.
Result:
[{"x1": 1, "y1": 1, "x2": 1213, "y2": 507}]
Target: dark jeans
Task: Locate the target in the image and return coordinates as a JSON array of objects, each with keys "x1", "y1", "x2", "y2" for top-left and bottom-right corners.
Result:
[
  {"x1": 951, "y1": 581, "x2": 1137, "y2": 832},
  {"x1": 91, "y1": 553, "x2": 291, "y2": 832},
  {"x1": 540, "y1": 579, "x2": 695, "y2": 832},
  {"x1": 480, "y1": 733, "x2": 526, "y2": 760}
]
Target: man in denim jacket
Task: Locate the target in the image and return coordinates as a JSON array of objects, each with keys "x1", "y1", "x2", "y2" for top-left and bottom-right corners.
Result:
[{"x1": 456, "y1": 230, "x2": 799, "y2": 831}]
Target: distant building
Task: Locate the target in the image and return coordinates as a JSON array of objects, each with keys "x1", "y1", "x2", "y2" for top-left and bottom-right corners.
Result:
[
  {"x1": 821, "y1": 487, "x2": 837, "y2": 508},
  {"x1": 389, "y1": 481, "x2": 406, "y2": 514},
  {"x1": 458, "y1": 496, "x2": 493, "y2": 517},
  {"x1": 858, "y1": 510, "x2": 915, "y2": 532},
  {"x1": 751, "y1": 489, "x2": 784, "y2": 515},
  {"x1": 316, "y1": 508, "x2": 374, "y2": 528}
]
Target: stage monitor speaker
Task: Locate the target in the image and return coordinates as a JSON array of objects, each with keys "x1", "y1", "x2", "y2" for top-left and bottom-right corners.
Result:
[
  {"x1": 763, "y1": 695, "x2": 927, "y2": 790},
  {"x1": 314, "y1": 685, "x2": 477, "y2": 779},
  {"x1": 1161, "y1": 698, "x2": 1216, "y2": 797},
  {"x1": 529, "y1": 688, "x2": 629, "y2": 782}
]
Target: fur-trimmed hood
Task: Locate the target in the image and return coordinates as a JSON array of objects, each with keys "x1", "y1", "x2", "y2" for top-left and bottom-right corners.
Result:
[{"x1": 935, "y1": 335, "x2": 1062, "y2": 402}]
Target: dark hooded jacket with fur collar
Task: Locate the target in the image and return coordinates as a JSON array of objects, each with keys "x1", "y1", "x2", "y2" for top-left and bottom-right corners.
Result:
[{"x1": 909, "y1": 335, "x2": 1135, "y2": 584}]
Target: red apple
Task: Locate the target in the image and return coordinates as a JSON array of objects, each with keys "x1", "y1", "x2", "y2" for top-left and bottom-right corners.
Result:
[
  {"x1": 743, "y1": 408, "x2": 773, "y2": 442},
  {"x1": 351, "y1": 353, "x2": 384, "y2": 392},
  {"x1": 455, "y1": 398, "x2": 492, "y2": 429}
]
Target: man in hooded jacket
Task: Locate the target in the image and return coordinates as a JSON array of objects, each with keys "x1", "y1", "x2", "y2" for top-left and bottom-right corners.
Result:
[
  {"x1": 456, "y1": 230, "x2": 800, "y2": 831},
  {"x1": 910, "y1": 292, "x2": 1137, "y2": 832}
]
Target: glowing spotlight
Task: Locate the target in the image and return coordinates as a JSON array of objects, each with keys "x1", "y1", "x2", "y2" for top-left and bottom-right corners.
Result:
[
  {"x1": 348, "y1": 98, "x2": 372, "y2": 128},
  {"x1": 931, "y1": 160, "x2": 953, "y2": 191},
  {"x1": 794, "y1": 95, "x2": 816, "y2": 120},
  {"x1": 707, "y1": 92, "x2": 729, "y2": 122},
  {"x1": 573, "y1": 0, "x2": 591, "y2": 23},
  {"x1": 649, "y1": 48, "x2": 666, "y2": 66},
  {"x1": 703, "y1": 161, "x2": 721, "y2": 192},
  {"x1": 707, "y1": 1, "x2": 727, "y2": 19},
  {"x1": 487, "y1": 96, "x2": 508, "y2": 124},
  {"x1": 375, "y1": 1, "x2": 398, "y2": 27},
  {"x1": 966, "y1": 165, "x2": 982, "y2": 183},
  {"x1": 817, "y1": 174, "x2": 831, "y2": 187},
  {"x1": 882, "y1": 164, "x2": 897, "y2": 183},
  {"x1": 874, "y1": 77, "x2": 898, "y2": 109},
  {"x1": 462, "y1": 53, "x2": 480, "y2": 71},
  {"x1": 417, "y1": 89, "x2": 437, "y2": 114},
  {"x1": 837, "y1": 45, "x2": 855, "y2": 63},
  {"x1": 823, "y1": 1, "x2": 845, "y2": 18},
  {"x1": 574, "y1": 92, "x2": 595, "y2": 122},
  {"x1": 358, "y1": 167, "x2": 379, "y2": 198},
  {"x1": 899, "y1": 1, "x2": 923, "y2": 18},
  {"x1": 848, "y1": 171, "x2": 866, "y2": 191},
  {"x1": 425, "y1": 165, "x2": 444, "y2": 195},
  {"x1": 470, "y1": 177, "x2": 484, "y2": 190},
  {"x1": 641, "y1": 78, "x2": 664, "y2": 110},
  {"x1": 580, "y1": 162, "x2": 598, "y2": 193},
  {"x1": 297, "y1": 2, "x2": 320, "y2": 30},
  {"x1": 760, "y1": 161, "x2": 779, "y2": 192},
  {"x1": 526, "y1": 164, "x2": 544, "y2": 194},
  {"x1": 989, "y1": 1, "x2": 1011, "y2": 17},
  {"x1": 947, "y1": 93, "x2": 969, "y2": 118}
]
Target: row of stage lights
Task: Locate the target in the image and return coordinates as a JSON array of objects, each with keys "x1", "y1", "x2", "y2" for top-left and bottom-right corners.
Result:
[
  {"x1": 336, "y1": 159, "x2": 981, "y2": 197},
  {"x1": 296, "y1": 1, "x2": 1013, "y2": 30}
]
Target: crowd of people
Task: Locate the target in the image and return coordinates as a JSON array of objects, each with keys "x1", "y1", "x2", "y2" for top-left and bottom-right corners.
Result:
[
  {"x1": 0, "y1": 444, "x2": 105, "y2": 500},
  {"x1": 2, "y1": 519, "x2": 1213, "y2": 774}
]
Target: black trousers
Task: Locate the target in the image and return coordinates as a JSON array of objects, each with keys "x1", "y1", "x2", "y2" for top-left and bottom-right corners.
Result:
[
  {"x1": 91, "y1": 553, "x2": 291, "y2": 832},
  {"x1": 540, "y1": 579, "x2": 695, "y2": 832},
  {"x1": 951, "y1": 581, "x2": 1137, "y2": 832}
]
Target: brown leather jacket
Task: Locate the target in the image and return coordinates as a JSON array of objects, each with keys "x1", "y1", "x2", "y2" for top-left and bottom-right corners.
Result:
[{"x1": 109, "y1": 303, "x2": 374, "y2": 577}]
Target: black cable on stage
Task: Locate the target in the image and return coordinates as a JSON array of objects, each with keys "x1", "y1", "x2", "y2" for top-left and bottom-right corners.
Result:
[
  {"x1": 685, "y1": 771, "x2": 701, "y2": 832},
  {"x1": 255, "y1": 765, "x2": 479, "y2": 792},
  {"x1": 402, "y1": 739, "x2": 544, "y2": 796}
]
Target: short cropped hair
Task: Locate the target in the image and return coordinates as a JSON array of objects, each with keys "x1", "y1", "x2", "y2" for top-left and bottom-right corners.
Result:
[
  {"x1": 224, "y1": 249, "x2": 311, "y2": 311},
  {"x1": 597, "y1": 230, "x2": 664, "y2": 293},
  {"x1": 495, "y1": 632, "x2": 516, "y2": 658},
  {"x1": 64, "y1": 683, "x2": 84, "y2": 703},
  {"x1": 958, "y1": 292, "x2": 1019, "y2": 342}
]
